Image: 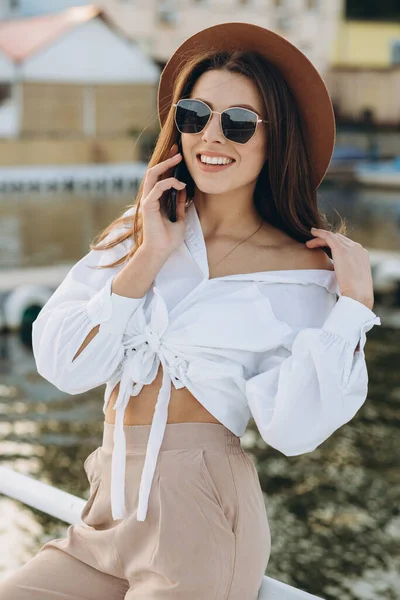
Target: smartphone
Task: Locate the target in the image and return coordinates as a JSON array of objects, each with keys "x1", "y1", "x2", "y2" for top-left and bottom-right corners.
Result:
[{"x1": 165, "y1": 136, "x2": 192, "y2": 222}]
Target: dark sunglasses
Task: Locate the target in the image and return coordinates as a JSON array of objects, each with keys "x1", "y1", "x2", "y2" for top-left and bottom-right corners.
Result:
[{"x1": 173, "y1": 98, "x2": 268, "y2": 145}]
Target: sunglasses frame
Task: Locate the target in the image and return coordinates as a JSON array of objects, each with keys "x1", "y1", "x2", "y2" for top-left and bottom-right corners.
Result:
[{"x1": 172, "y1": 98, "x2": 268, "y2": 145}]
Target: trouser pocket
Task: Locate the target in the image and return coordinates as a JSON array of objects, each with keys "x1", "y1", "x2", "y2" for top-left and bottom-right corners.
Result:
[
  {"x1": 80, "y1": 447, "x2": 104, "y2": 525},
  {"x1": 199, "y1": 448, "x2": 239, "y2": 537}
]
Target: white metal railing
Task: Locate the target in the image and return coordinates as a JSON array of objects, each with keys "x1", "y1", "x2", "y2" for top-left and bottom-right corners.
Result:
[{"x1": 0, "y1": 466, "x2": 324, "y2": 599}]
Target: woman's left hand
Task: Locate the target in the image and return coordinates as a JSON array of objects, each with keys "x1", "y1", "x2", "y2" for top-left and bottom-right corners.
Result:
[{"x1": 306, "y1": 228, "x2": 375, "y2": 310}]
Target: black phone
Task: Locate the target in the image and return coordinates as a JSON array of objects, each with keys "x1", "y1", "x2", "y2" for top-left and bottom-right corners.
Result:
[{"x1": 165, "y1": 137, "x2": 191, "y2": 222}]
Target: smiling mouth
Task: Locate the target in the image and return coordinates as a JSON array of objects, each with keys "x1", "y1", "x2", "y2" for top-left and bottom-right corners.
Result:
[{"x1": 196, "y1": 155, "x2": 236, "y2": 171}]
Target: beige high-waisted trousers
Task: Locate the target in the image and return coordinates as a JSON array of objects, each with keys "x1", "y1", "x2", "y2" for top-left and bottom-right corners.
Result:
[{"x1": 0, "y1": 421, "x2": 271, "y2": 599}]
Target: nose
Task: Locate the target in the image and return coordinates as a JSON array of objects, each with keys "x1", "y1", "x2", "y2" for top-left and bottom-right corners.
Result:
[{"x1": 201, "y1": 110, "x2": 225, "y2": 144}]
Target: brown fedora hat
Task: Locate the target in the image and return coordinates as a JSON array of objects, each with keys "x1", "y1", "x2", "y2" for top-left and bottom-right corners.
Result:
[{"x1": 157, "y1": 22, "x2": 336, "y2": 190}]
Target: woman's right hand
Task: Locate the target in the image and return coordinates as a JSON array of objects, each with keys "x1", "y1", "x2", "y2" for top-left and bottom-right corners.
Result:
[{"x1": 140, "y1": 144, "x2": 189, "y2": 258}]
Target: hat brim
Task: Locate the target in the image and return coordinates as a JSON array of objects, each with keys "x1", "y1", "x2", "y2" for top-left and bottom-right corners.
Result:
[{"x1": 157, "y1": 22, "x2": 336, "y2": 190}]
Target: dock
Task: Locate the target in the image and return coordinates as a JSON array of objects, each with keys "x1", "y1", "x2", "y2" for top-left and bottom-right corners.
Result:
[{"x1": 0, "y1": 162, "x2": 148, "y2": 196}]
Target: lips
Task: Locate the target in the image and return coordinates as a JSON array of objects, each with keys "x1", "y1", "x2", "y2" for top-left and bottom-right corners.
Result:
[{"x1": 196, "y1": 154, "x2": 235, "y2": 172}]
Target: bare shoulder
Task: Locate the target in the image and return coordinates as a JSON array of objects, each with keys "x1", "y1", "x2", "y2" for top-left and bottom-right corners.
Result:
[
  {"x1": 251, "y1": 225, "x2": 335, "y2": 272},
  {"x1": 265, "y1": 236, "x2": 334, "y2": 272},
  {"x1": 289, "y1": 243, "x2": 335, "y2": 271}
]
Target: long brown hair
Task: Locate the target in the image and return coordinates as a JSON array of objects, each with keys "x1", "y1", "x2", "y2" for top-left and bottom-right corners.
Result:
[{"x1": 89, "y1": 48, "x2": 346, "y2": 269}]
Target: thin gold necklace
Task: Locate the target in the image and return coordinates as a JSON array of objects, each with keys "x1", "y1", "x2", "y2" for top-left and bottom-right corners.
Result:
[{"x1": 208, "y1": 220, "x2": 264, "y2": 273}]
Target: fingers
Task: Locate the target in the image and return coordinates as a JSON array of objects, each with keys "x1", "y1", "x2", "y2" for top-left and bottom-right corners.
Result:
[
  {"x1": 142, "y1": 177, "x2": 186, "y2": 211},
  {"x1": 155, "y1": 177, "x2": 186, "y2": 191},
  {"x1": 308, "y1": 228, "x2": 346, "y2": 250},
  {"x1": 164, "y1": 143, "x2": 179, "y2": 169},
  {"x1": 308, "y1": 230, "x2": 369, "y2": 259},
  {"x1": 143, "y1": 146, "x2": 182, "y2": 198},
  {"x1": 305, "y1": 238, "x2": 327, "y2": 248},
  {"x1": 307, "y1": 229, "x2": 368, "y2": 255},
  {"x1": 162, "y1": 143, "x2": 181, "y2": 181},
  {"x1": 148, "y1": 152, "x2": 181, "y2": 179}
]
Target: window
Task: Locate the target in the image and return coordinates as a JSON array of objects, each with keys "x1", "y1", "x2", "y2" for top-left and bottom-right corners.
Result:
[
  {"x1": 391, "y1": 40, "x2": 400, "y2": 65},
  {"x1": 346, "y1": 0, "x2": 400, "y2": 21},
  {"x1": 0, "y1": 83, "x2": 11, "y2": 106}
]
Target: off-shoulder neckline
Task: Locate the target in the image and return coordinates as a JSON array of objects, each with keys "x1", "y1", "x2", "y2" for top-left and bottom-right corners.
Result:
[
  {"x1": 207, "y1": 267, "x2": 340, "y2": 296},
  {"x1": 208, "y1": 268, "x2": 335, "y2": 281}
]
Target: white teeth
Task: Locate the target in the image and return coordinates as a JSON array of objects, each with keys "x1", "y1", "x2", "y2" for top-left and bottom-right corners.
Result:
[{"x1": 200, "y1": 154, "x2": 233, "y2": 165}]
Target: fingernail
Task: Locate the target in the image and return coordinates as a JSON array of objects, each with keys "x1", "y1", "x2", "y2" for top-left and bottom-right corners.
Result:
[{"x1": 311, "y1": 227, "x2": 317, "y2": 231}]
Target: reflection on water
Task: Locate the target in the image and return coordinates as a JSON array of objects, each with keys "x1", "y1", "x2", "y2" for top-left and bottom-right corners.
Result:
[
  {"x1": 0, "y1": 183, "x2": 399, "y2": 269},
  {"x1": 0, "y1": 184, "x2": 399, "y2": 599},
  {"x1": 319, "y1": 183, "x2": 400, "y2": 251},
  {"x1": 0, "y1": 195, "x2": 135, "y2": 269}
]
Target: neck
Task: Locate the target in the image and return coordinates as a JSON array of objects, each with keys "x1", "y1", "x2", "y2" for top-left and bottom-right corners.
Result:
[{"x1": 193, "y1": 191, "x2": 262, "y2": 240}]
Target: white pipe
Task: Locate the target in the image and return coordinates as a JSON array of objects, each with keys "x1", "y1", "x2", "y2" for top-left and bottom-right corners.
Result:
[
  {"x1": 0, "y1": 466, "x2": 85, "y2": 525},
  {"x1": 0, "y1": 466, "x2": 324, "y2": 599}
]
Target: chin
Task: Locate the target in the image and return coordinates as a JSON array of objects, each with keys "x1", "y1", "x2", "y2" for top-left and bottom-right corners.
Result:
[{"x1": 196, "y1": 185, "x2": 232, "y2": 195}]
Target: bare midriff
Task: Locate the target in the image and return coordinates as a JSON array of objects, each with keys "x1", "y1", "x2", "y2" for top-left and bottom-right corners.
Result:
[{"x1": 104, "y1": 362, "x2": 221, "y2": 426}]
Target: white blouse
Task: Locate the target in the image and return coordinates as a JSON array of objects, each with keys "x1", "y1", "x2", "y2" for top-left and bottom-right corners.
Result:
[{"x1": 32, "y1": 202, "x2": 382, "y2": 522}]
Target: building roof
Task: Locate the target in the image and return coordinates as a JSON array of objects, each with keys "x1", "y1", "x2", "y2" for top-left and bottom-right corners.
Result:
[
  {"x1": 0, "y1": 5, "x2": 99, "y2": 63},
  {"x1": 0, "y1": 4, "x2": 160, "y2": 84}
]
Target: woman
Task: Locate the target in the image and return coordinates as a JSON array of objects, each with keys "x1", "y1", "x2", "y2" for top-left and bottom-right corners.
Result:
[{"x1": 1, "y1": 22, "x2": 381, "y2": 600}]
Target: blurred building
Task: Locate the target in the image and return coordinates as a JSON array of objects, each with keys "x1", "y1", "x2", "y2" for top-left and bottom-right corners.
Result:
[
  {"x1": 100, "y1": 0, "x2": 341, "y2": 76},
  {"x1": 1, "y1": 0, "x2": 342, "y2": 75},
  {"x1": 326, "y1": 0, "x2": 400, "y2": 126},
  {"x1": 0, "y1": 5, "x2": 161, "y2": 165}
]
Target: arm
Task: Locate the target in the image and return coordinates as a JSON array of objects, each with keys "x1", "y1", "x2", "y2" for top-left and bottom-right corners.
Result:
[
  {"x1": 71, "y1": 245, "x2": 167, "y2": 362},
  {"x1": 32, "y1": 208, "x2": 167, "y2": 394},
  {"x1": 246, "y1": 288, "x2": 381, "y2": 457}
]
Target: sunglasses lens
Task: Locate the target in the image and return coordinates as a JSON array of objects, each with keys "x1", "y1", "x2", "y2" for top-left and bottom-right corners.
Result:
[
  {"x1": 175, "y1": 99, "x2": 210, "y2": 134},
  {"x1": 222, "y1": 108, "x2": 258, "y2": 144},
  {"x1": 174, "y1": 100, "x2": 259, "y2": 144}
]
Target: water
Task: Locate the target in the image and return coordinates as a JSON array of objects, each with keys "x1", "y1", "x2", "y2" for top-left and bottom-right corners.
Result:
[
  {"x1": 0, "y1": 183, "x2": 399, "y2": 270},
  {"x1": 0, "y1": 195, "x2": 135, "y2": 269},
  {"x1": 0, "y1": 185, "x2": 399, "y2": 599}
]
